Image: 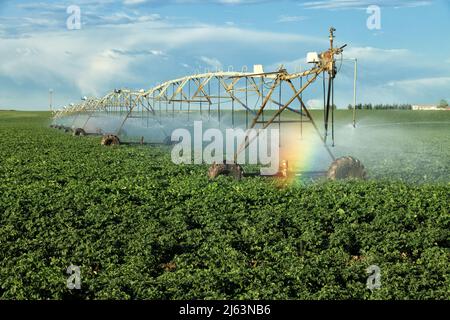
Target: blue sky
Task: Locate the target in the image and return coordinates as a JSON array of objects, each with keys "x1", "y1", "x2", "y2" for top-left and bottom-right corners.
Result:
[{"x1": 0, "y1": 0, "x2": 449, "y2": 109}]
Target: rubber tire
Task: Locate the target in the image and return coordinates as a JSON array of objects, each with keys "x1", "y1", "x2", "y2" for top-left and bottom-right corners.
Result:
[
  {"x1": 73, "y1": 128, "x2": 86, "y2": 136},
  {"x1": 208, "y1": 162, "x2": 243, "y2": 181},
  {"x1": 327, "y1": 156, "x2": 367, "y2": 180},
  {"x1": 101, "y1": 134, "x2": 120, "y2": 146}
]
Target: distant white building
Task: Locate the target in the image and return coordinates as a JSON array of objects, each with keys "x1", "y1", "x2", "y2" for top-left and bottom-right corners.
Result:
[{"x1": 412, "y1": 105, "x2": 439, "y2": 110}]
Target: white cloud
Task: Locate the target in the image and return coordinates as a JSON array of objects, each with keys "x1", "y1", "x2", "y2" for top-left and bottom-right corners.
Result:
[
  {"x1": 343, "y1": 47, "x2": 410, "y2": 62},
  {"x1": 268, "y1": 57, "x2": 306, "y2": 73},
  {"x1": 0, "y1": 19, "x2": 324, "y2": 107},
  {"x1": 215, "y1": 0, "x2": 266, "y2": 3},
  {"x1": 76, "y1": 50, "x2": 134, "y2": 95},
  {"x1": 386, "y1": 77, "x2": 450, "y2": 90},
  {"x1": 218, "y1": 0, "x2": 243, "y2": 3},
  {"x1": 301, "y1": 0, "x2": 433, "y2": 10},
  {"x1": 124, "y1": 25, "x2": 325, "y2": 50},
  {"x1": 150, "y1": 50, "x2": 165, "y2": 56},
  {"x1": 269, "y1": 46, "x2": 412, "y2": 73},
  {"x1": 277, "y1": 15, "x2": 308, "y2": 23},
  {"x1": 22, "y1": 17, "x2": 59, "y2": 27},
  {"x1": 90, "y1": 12, "x2": 162, "y2": 26},
  {"x1": 267, "y1": 43, "x2": 450, "y2": 107},
  {"x1": 124, "y1": 0, "x2": 148, "y2": 4},
  {"x1": 111, "y1": 49, "x2": 167, "y2": 57},
  {"x1": 351, "y1": 76, "x2": 450, "y2": 105},
  {"x1": 199, "y1": 56, "x2": 223, "y2": 71}
]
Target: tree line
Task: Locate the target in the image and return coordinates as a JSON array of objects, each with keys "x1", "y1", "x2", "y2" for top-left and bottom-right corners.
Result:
[
  {"x1": 346, "y1": 100, "x2": 448, "y2": 110},
  {"x1": 347, "y1": 103, "x2": 412, "y2": 110}
]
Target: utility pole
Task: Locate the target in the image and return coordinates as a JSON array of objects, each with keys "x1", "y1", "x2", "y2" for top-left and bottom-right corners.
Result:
[
  {"x1": 49, "y1": 89, "x2": 54, "y2": 112},
  {"x1": 343, "y1": 58, "x2": 358, "y2": 127},
  {"x1": 353, "y1": 58, "x2": 357, "y2": 128}
]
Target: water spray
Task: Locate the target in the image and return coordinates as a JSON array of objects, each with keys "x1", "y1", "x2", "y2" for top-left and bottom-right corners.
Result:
[{"x1": 52, "y1": 28, "x2": 367, "y2": 181}]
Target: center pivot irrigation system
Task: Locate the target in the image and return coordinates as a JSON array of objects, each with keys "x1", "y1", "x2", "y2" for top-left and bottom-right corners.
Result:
[{"x1": 52, "y1": 28, "x2": 367, "y2": 180}]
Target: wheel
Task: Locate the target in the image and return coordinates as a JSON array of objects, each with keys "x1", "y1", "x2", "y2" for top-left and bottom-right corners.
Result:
[
  {"x1": 101, "y1": 134, "x2": 120, "y2": 146},
  {"x1": 327, "y1": 156, "x2": 367, "y2": 180},
  {"x1": 73, "y1": 128, "x2": 86, "y2": 136},
  {"x1": 208, "y1": 162, "x2": 224, "y2": 180},
  {"x1": 208, "y1": 162, "x2": 243, "y2": 180},
  {"x1": 230, "y1": 164, "x2": 244, "y2": 180}
]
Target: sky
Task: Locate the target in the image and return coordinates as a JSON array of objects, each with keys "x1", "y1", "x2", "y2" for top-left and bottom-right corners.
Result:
[{"x1": 0, "y1": 0, "x2": 449, "y2": 110}]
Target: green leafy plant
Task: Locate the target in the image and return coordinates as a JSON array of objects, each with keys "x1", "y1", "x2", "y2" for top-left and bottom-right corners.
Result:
[{"x1": 0, "y1": 111, "x2": 448, "y2": 300}]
